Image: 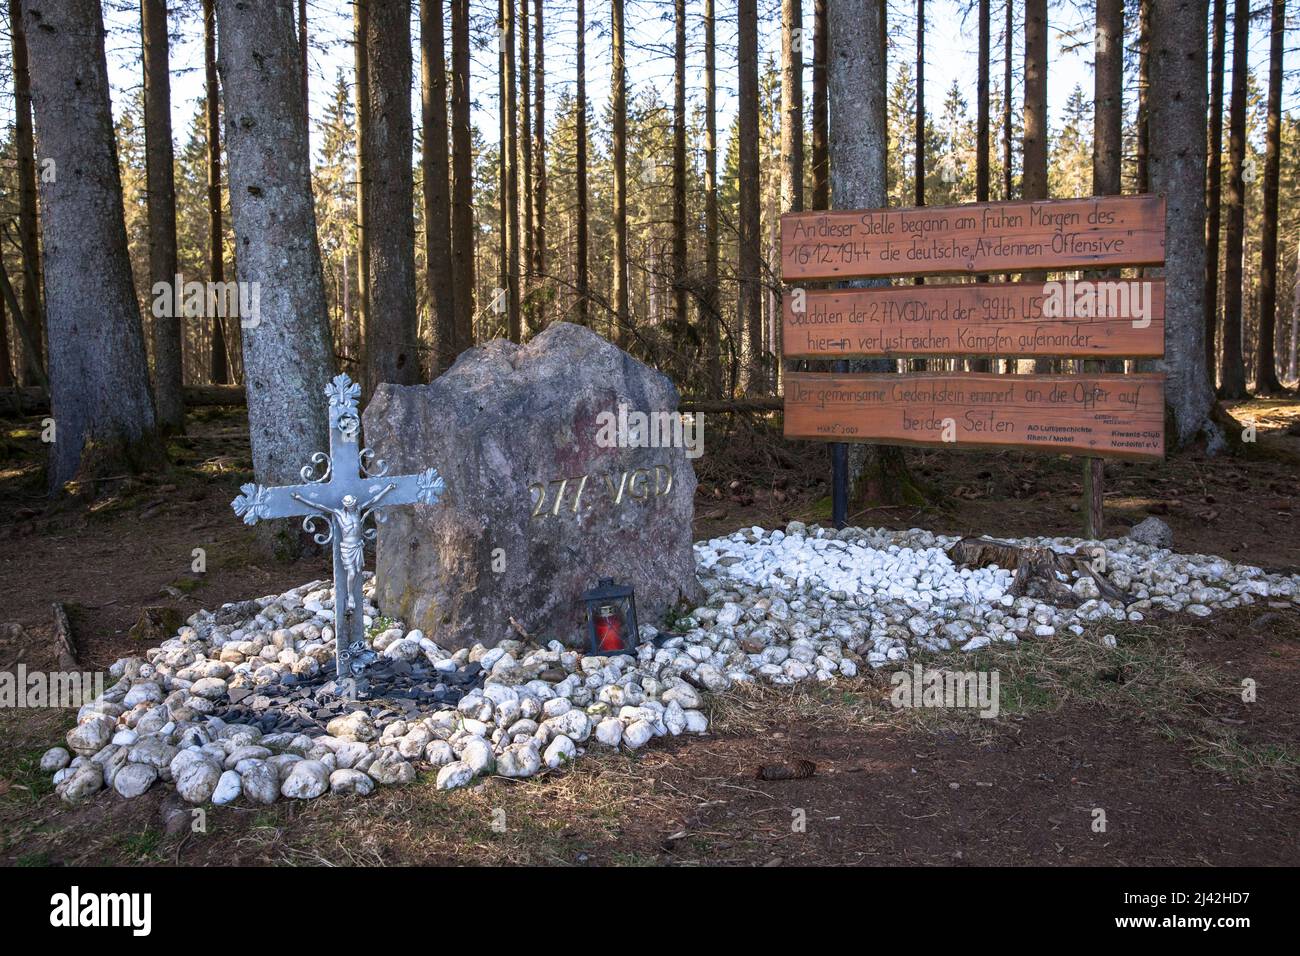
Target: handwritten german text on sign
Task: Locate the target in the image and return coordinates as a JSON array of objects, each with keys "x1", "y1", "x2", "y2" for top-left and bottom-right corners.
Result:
[
  {"x1": 781, "y1": 194, "x2": 1166, "y2": 281},
  {"x1": 783, "y1": 279, "x2": 1165, "y2": 359},
  {"x1": 783, "y1": 371, "x2": 1165, "y2": 461}
]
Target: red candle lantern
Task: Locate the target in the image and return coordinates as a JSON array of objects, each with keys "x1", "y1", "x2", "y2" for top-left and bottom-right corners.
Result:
[{"x1": 581, "y1": 578, "x2": 639, "y2": 657}]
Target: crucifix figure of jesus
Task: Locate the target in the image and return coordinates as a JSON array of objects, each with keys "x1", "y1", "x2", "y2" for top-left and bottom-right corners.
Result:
[{"x1": 232, "y1": 373, "x2": 445, "y2": 697}]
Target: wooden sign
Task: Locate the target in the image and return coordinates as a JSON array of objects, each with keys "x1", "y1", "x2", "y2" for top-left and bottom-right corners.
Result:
[
  {"x1": 781, "y1": 194, "x2": 1165, "y2": 281},
  {"x1": 783, "y1": 278, "x2": 1165, "y2": 359},
  {"x1": 783, "y1": 371, "x2": 1166, "y2": 461}
]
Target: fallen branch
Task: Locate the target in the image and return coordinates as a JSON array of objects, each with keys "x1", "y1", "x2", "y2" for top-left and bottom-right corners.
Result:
[
  {"x1": 52, "y1": 602, "x2": 78, "y2": 670},
  {"x1": 946, "y1": 536, "x2": 1132, "y2": 607}
]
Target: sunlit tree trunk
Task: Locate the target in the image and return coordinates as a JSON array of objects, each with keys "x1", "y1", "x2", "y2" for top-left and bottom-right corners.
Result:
[
  {"x1": 450, "y1": 0, "x2": 475, "y2": 352},
  {"x1": 1151, "y1": 0, "x2": 1221, "y2": 449},
  {"x1": 531, "y1": 0, "x2": 546, "y2": 322},
  {"x1": 1024, "y1": 0, "x2": 1049, "y2": 373},
  {"x1": 1219, "y1": 0, "x2": 1249, "y2": 398},
  {"x1": 704, "y1": 0, "x2": 721, "y2": 394},
  {"x1": 778, "y1": 0, "x2": 803, "y2": 390},
  {"x1": 10, "y1": 0, "x2": 44, "y2": 387},
  {"x1": 1252, "y1": 0, "x2": 1285, "y2": 396},
  {"x1": 422, "y1": 0, "x2": 455, "y2": 374},
  {"x1": 830, "y1": 0, "x2": 918, "y2": 505},
  {"x1": 811, "y1": 0, "x2": 829, "y2": 212},
  {"x1": 611, "y1": 0, "x2": 629, "y2": 346},
  {"x1": 141, "y1": 0, "x2": 184, "y2": 433},
  {"x1": 738, "y1": 0, "x2": 763, "y2": 391},
  {"x1": 1002, "y1": 0, "x2": 1014, "y2": 203},
  {"x1": 1205, "y1": 0, "x2": 1226, "y2": 384},
  {"x1": 202, "y1": 0, "x2": 228, "y2": 385},
  {"x1": 363, "y1": 0, "x2": 419, "y2": 393},
  {"x1": 354, "y1": 0, "x2": 371, "y2": 386},
  {"x1": 575, "y1": 0, "x2": 589, "y2": 328},
  {"x1": 520, "y1": 0, "x2": 534, "y2": 331},
  {"x1": 217, "y1": 0, "x2": 334, "y2": 551},
  {"x1": 1137, "y1": 0, "x2": 1151, "y2": 192}
]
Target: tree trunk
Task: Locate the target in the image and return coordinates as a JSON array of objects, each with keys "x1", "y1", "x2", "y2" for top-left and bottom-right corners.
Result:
[
  {"x1": 422, "y1": 0, "x2": 455, "y2": 375},
  {"x1": 0, "y1": 254, "x2": 11, "y2": 388},
  {"x1": 354, "y1": 0, "x2": 371, "y2": 390},
  {"x1": 1253, "y1": 0, "x2": 1285, "y2": 395},
  {"x1": 704, "y1": 0, "x2": 721, "y2": 395},
  {"x1": 215, "y1": 0, "x2": 334, "y2": 541},
  {"x1": 1205, "y1": 0, "x2": 1226, "y2": 384},
  {"x1": 779, "y1": 0, "x2": 803, "y2": 390},
  {"x1": 1150, "y1": 0, "x2": 1222, "y2": 449},
  {"x1": 531, "y1": 0, "x2": 546, "y2": 322},
  {"x1": 1085, "y1": 0, "x2": 1125, "y2": 533},
  {"x1": 976, "y1": 0, "x2": 990, "y2": 204},
  {"x1": 1219, "y1": 0, "x2": 1249, "y2": 398},
  {"x1": 141, "y1": 0, "x2": 184, "y2": 434},
  {"x1": 811, "y1": 0, "x2": 829, "y2": 212},
  {"x1": 611, "y1": 0, "x2": 629, "y2": 347},
  {"x1": 363, "y1": 0, "x2": 419, "y2": 394},
  {"x1": 672, "y1": 0, "x2": 689, "y2": 374},
  {"x1": 1137, "y1": 0, "x2": 1152, "y2": 192},
  {"x1": 915, "y1": 0, "x2": 925, "y2": 212},
  {"x1": 203, "y1": 0, "x2": 228, "y2": 386},
  {"x1": 738, "y1": 0, "x2": 762, "y2": 391},
  {"x1": 520, "y1": 0, "x2": 534, "y2": 332},
  {"x1": 450, "y1": 0, "x2": 475, "y2": 354},
  {"x1": 1094, "y1": 0, "x2": 1124, "y2": 377},
  {"x1": 781, "y1": 0, "x2": 804, "y2": 219},
  {"x1": 575, "y1": 0, "x2": 589, "y2": 328},
  {"x1": 830, "y1": 0, "x2": 920, "y2": 507},
  {"x1": 299, "y1": 0, "x2": 308, "y2": 126},
  {"x1": 10, "y1": 0, "x2": 44, "y2": 388},
  {"x1": 1024, "y1": 0, "x2": 1049, "y2": 373},
  {"x1": 1022, "y1": 0, "x2": 1048, "y2": 202},
  {"x1": 506, "y1": 0, "x2": 520, "y2": 341},
  {"x1": 23, "y1": 0, "x2": 165, "y2": 491},
  {"x1": 1002, "y1": 0, "x2": 1013, "y2": 201},
  {"x1": 972, "y1": 0, "x2": 991, "y2": 372}
]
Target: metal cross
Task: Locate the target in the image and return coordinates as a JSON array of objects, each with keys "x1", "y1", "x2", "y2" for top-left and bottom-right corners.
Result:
[{"x1": 231, "y1": 373, "x2": 444, "y2": 698}]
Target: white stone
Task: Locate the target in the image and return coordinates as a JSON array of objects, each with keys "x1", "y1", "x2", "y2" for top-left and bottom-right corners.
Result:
[
  {"x1": 461, "y1": 737, "x2": 495, "y2": 775},
  {"x1": 436, "y1": 761, "x2": 475, "y2": 790},
  {"x1": 40, "y1": 747, "x2": 71, "y2": 772},
  {"x1": 212, "y1": 769, "x2": 242, "y2": 805},
  {"x1": 544, "y1": 735, "x2": 577, "y2": 768},
  {"x1": 330, "y1": 768, "x2": 375, "y2": 796},
  {"x1": 170, "y1": 750, "x2": 222, "y2": 804},
  {"x1": 623, "y1": 719, "x2": 655, "y2": 749},
  {"x1": 113, "y1": 763, "x2": 158, "y2": 799},
  {"x1": 239, "y1": 760, "x2": 280, "y2": 804},
  {"x1": 595, "y1": 717, "x2": 623, "y2": 747},
  {"x1": 497, "y1": 741, "x2": 542, "y2": 777}
]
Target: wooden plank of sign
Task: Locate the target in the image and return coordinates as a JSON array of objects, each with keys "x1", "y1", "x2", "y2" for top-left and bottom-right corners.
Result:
[
  {"x1": 782, "y1": 278, "x2": 1165, "y2": 358},
  {"x1": 783, "y1": 371, "x2": 1166, "y2": 461},
  {"x1": 781, "y1": 194, "x2": 1166, "y2": 281}
]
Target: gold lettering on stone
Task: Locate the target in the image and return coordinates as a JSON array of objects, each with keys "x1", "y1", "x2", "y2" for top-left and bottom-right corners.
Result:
[{"x1": 530, "y1": 467, "x2": 677, "y2": 520}]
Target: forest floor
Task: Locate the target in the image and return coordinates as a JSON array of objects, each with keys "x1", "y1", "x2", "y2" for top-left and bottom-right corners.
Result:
[{"x1": 1, "y1": 396, "x2": 1297, "y2": 866}]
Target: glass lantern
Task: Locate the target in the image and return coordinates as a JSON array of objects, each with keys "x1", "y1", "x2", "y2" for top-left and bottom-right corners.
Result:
[{"x1": 581, "y1": 578, "x2": 639, "y2": 657}]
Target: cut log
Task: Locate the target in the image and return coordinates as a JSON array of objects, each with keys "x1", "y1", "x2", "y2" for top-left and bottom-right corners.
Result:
[{"x1": 946, "y1": 536, "x2": 1132, "y2": 607}]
